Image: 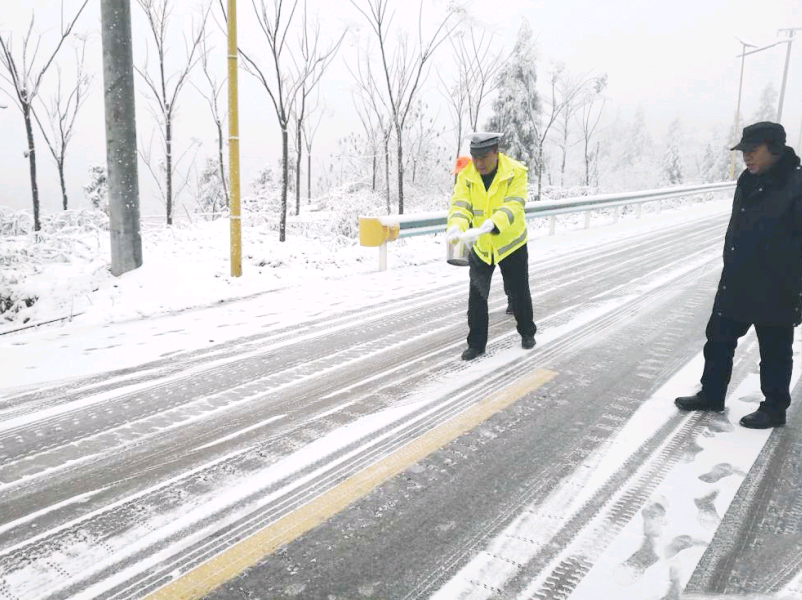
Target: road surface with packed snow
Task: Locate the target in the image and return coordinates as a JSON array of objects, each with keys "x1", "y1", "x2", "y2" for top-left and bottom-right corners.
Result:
[{"x1": 2, "y1": 200, "x2": 802, "y2": 600}]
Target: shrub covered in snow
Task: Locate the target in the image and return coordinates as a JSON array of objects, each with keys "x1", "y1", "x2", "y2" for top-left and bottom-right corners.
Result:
[
  {"x1": 84, "y1": 164, "x2": 109, "y2": 211},
  {"x1": 1, "y1": 208, "x2": 111, "y2": 323},
  {"x1": 316, "y1": 184, "x2": 386, "y2": 241}
]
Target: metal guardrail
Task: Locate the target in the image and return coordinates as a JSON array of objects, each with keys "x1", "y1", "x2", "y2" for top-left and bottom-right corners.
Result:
[{"x1": 359, "y1": 181, "x2": 736, "y2": 270}]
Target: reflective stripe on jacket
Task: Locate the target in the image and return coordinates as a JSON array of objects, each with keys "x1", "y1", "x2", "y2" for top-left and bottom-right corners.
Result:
[{"x1": 446, "y1": 153, "x2": 529, "y2": 265}]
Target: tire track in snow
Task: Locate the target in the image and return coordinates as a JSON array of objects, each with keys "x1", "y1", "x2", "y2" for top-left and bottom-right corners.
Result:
[
  {"x1": 0, "y1": 211, "x2": 730, "y2": 600},
  {"x1": 52, "y1": 230, "x2": 726, "y2": 599},
  {"x1": 0, "y1": 216, "x2": 724, "y2": 487}
]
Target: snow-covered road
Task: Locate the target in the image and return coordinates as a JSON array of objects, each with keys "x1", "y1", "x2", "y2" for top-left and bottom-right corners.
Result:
[{"x1": 3, "y1": 199, "x2": 802, "y2": 600}]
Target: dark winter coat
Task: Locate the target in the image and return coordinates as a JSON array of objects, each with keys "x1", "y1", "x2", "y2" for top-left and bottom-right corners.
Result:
[{"x1": 713, "y1": 147, "x2": 802, "y2": 325}]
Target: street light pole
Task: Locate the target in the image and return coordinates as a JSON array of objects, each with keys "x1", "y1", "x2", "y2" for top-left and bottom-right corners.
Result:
[
  {"x1": 798, "y1": 100, "x2": 802, "y2": 150},
  {"x1": 729, "y1": 38, "x2": 790, "y2": 179},
  {"x1": 730, "y1": 38, "x2": 756, "y2": 179},
  {"x1": 777, "y1": 28, "x2": 801, "y2": 123}
]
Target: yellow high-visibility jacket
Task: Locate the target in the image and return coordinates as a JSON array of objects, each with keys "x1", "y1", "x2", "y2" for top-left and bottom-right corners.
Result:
[{"x1": 447, "y1": 153, "x2": 529, "y2": 265}]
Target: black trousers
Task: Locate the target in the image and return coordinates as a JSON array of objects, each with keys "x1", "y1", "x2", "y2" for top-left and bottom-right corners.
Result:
[
  {"x1": 467, "y1": 244, "x2": 536, "y2": 350},
  {"x1": 701, "y1": 312, "x2": 794, "y2": 412}
]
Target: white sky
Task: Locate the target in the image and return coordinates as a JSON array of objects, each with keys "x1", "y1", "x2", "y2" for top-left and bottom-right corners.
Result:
[{"x1": 0, "y1": 0, "x2": 800, "y2": 216}]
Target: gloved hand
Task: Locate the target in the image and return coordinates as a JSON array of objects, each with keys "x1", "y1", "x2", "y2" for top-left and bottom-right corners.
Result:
[
  {"x1": 446, "y1": 226, "x2": 462, "y2": 244},
  {"x1": 477, "y1": 219, "x2": 496, "y2": 234},
  {"x1": 459, "y1": 219, "x2": 495, "y2": 243}
]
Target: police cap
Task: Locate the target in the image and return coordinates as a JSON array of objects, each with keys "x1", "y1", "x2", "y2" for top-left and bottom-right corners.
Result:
[{"x1": 468, "y1": 132, "x2": 503, "y2": 157}]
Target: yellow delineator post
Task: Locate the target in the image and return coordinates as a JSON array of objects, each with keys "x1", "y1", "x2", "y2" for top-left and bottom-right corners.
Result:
[
  {"x1": 228, "y1": 0, "x2": 242, "y2": 277},
  {"x1": 358, "y1": 217, "x2": 400, "y2": 271}
]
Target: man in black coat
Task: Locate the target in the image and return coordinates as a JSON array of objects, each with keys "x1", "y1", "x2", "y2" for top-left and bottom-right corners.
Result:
[{"x1": 675, "y1": 121, "x2": 802, "y2": 428}]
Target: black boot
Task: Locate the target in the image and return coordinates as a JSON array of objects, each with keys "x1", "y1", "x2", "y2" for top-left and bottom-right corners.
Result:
[
  {"x1": 522, "y1": 335, "x2": 536, "y2": 350},
  {"x1": 461, "y1": 347, "x2": 485, "y2": 361},
  {"x1": 674, "y1": 391, "x2": 724, "y2": 412},
  {"x1": 740, "y1": 407, "x2": 786, "y2": 429}
]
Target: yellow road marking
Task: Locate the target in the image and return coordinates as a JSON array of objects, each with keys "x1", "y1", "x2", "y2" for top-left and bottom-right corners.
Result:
[{"x1": 145, "y1": 367, "x2": 557, "y2": 599}]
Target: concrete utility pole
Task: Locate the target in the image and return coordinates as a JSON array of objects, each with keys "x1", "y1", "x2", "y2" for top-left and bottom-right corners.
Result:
[
  {"x1": 101, "y1": 0, "x2": 142, "y2": 276},
  {"x1": 776, "y1": 28, "x2": 801, "y2": 123}
]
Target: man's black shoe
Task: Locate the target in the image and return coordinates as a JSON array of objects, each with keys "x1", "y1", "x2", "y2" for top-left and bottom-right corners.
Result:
[
  {"x1": 506, "y1": 303, "x2": 514, "y2": 315},
  {"x1": 740, "y1": 409, "x2": 785, "y2": 429},
  {"x1": 522, "y1": 336, "x2": 536, "y2": 350},
  {"x1": 461, "y1": 347, "x2": 485, "y2": 361},
  {"x1": 674, "y1": 392, "x2": 724, "y2": 412}
]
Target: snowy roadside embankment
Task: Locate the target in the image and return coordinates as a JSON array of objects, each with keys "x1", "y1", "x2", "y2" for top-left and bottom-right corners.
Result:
[
  {"x1": 0, "y1": 193, "x2": 727, "y2": 336},
  {"x1": 0, "y1": 207, "x2": 438, "y2": 333}
]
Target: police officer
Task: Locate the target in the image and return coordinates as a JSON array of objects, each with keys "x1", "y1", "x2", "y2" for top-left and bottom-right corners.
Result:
[
  {"x1": 451, "y1": 154, "x2": 515, "y2": 315},
  {"x1": 675, "y1": 122, "x2": 802, "y2": 428},
  {"x1": 446, "y1": 132, "x2": 537, "y2": 360}
]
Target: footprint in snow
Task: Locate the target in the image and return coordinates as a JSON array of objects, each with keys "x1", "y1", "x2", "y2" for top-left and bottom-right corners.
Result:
[
  {"x1": 659, "y1": 565, "x2": 682, "y2": 600},
  {"x1": 699, "y1": 463, "x2": 745, "y2": 483},
  {"x1": 614, "y1": 501, "x2": 666, "y2": 585},
  {"x1": 680, "y1": 438, "x2": 705, "y2": 463},
  {"x1": 739, "y1": 391, "x2": 763, "y2": 405},
  {"x1": 695, "y1": 490, "x2": 721, "y2": 530},
  {"x1": 641, "y1": 501, "x2": 667, "y2": 536},
  {"x1": 705, "y1": 409, "x2": 734, "y2": 434},
  {"x1": 664, "y1": 534, "x2": 707, "y2": 559}
]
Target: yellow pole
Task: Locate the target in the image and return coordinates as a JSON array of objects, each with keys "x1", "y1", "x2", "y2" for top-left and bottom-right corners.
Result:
[{"x1": 228, "y1": 0, "x2": 242, "y2": 277}]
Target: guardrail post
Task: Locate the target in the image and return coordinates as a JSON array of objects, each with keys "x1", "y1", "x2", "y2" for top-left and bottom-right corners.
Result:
[
  {"x1": 613, "y1": 206, "x2": 620, "y2": 224},
  {"x1": 359, "y1": 216, "x2": 399, "y2": 272},
  {"x1": 584, "y1": 210, "x2": 591, "y2": 229},
  {"x1": 379, "y1": 241, "x2": 388, "y2": 271},
  {"x1": 657, "y1": 200, "x2": 663, "y2": 214},
  {"x1": 549, "y1": 215, "x2": 556, "y2": 236},
  {"x1": 636, "y1": 203, "x2": 643, "y2": 219}
]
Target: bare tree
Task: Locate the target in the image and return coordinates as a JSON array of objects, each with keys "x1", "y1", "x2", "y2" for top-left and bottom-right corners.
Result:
[
  {"x1": 528, "y1": 64, "x2": 587, "y2": 200},
  {"x1": 291, "y1": 4, "x2": 345, "y2": 217},
  {"x1": 551, "y1": 69, "x2": 595, "y2": 187},
  {"x1": 34, "y1": 37, "x2": 92, "y2": 210},
  {"x1": 347, "y1": 43, "x2": 392, "y2": 210},
  {"x1": 441, "y1": 24, "x2": 503, "y2": 178},
  {"x1": 440, "y1": 68, "x2": 468, "y2": 165},
  {"x1": 553, "y1": 94, "x2": 575, "y2": 187},
  {"x1": 192, "y1": 31, "x2": 228, "y2": 207},
  {"x1": 292, "y1": 91, "x2": 308, "y2": 216},
  {"x1": 349, "y1": 0, "x2": 461, "y2": 214},
  {"x1": 576, "y1": 74, "x2": 607, "y2": 187},
  {"x1": 404, "y1": 99, "x2": 445, "y2": 184},
  {"x1": 234, "y1": 0, "x2": 343, "y2": 241},
  {"x1": 135, "y1": 0, "x2": 209, "y2": 225},
  {"x1": 301, "y1": 98, "x2": 325, "y2": 204},
  {"x1": 455, "y1": 25, "x2": 503, "y2": 129},
  {"x1": 0, "y1": 0, "x2": 89, "y2": 231},
  {"x1": 365, "y1": 114, "x2": 394, "y2": 213}
]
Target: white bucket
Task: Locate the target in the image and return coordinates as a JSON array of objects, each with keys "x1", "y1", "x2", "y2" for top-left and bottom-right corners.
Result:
[{"x1": 446, "y1": 238, "x2": 471, "y2": 266}]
